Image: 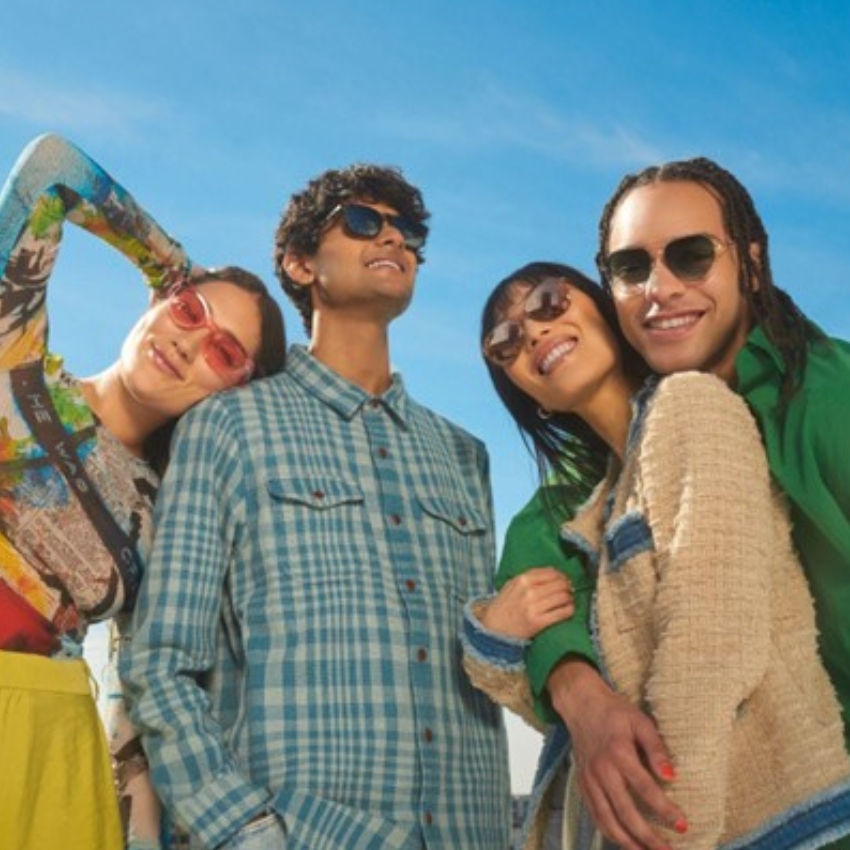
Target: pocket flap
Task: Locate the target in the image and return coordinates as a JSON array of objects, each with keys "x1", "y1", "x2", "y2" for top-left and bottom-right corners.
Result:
[
  {"x1": 266, "y1": 477, "x2": 364, "y2": 510},
  {"x1": 417, "y1": 493, "x2": 488, "y2": 534}
]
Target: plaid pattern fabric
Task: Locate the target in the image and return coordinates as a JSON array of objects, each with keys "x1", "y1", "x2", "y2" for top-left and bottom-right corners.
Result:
[{"x1": 122, "y1": 346, "x2": 511, "y2": 850}]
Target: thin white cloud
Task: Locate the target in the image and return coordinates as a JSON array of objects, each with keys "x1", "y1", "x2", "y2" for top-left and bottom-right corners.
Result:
[
  {"x1": 0, "y1": 67, "x2": 167, "y2": 139},
  {"x1": 733, "y1": 123, "x2": 850, "y2": 206},
  {"x1": 465, "y1": 84, "x2": 667, "y2": 167},
  {"x1": 375, "y1": 80, "x2": 666, "y2": 170}
]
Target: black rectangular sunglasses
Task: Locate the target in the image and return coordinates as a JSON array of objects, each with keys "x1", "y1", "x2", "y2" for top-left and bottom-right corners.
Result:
[{"x1": 326, "y1": 203, "x2": 427, "y2": 251}]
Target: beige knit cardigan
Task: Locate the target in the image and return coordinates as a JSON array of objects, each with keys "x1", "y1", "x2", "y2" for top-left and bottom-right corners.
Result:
[{"x1": 466, "y1": 372, "x2": 850, "y2": 850}]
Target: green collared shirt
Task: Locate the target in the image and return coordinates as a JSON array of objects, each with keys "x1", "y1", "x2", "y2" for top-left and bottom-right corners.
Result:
[{"x1": 501, "y1": 325, "x2": 850, "y2": 735}]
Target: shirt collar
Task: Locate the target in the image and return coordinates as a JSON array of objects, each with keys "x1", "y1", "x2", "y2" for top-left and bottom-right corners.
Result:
[
  {"x1": 734, "y1": 325, "x2": 786, "y2": 395},
  {"x1": 286, "y1": 345, "x2": 410, "y2": 425}
]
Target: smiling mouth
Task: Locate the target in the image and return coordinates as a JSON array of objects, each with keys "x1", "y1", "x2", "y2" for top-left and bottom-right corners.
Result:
[
  {"x1": 367, "y1": 258, "x2": 404, "y2": 272},
  {"x1": 537, "y1": 339, "x2": 576, "y2": 375},
  {"x1": 644, "y1": 311, "x2": 703, "y2": 331}
]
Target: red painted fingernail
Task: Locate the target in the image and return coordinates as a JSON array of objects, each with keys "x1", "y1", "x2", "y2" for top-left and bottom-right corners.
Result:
[
  {"x1": 674, "y1": 818, "x2": 689, "y2": 834},
  {"x1": 660, "y1": 762, "x2": 676, "y2": 781}
]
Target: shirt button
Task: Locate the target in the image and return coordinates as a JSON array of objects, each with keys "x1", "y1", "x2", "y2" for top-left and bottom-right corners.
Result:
[
  {"x1": 457, "y1": 516, "x2": 468, "y2": 527},
  {"x1": 370, "y1": 399, "x2": 381, "y2": 409},
  {"x1": 423, "y1": 728, "x2": 433, "y2": 743},
  {"x1": 388, "y1": 513, "x2": 402, "y2": 526},
  {"x1": 405, "y1": 579, "x2": 417, "y2": 592},
  {"x1": 312, "y1": 490, "x2": 325, "y2": 500},
  {"x1": 416, "y1": 648, "x2": 428, "y2": 662},
  {"x1": 377, "y1": 447, "x2": 388, "y2": 458},
  {"x1": 424, "y1": 811, "x2": 433, "y2": 826}
]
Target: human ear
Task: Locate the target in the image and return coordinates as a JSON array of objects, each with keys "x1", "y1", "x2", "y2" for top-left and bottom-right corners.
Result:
[{"x1": 282, "y1": 251, "x2": 315, "y2": 287}]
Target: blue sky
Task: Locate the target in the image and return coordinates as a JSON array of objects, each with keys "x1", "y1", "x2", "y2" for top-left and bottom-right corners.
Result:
[{"x1": 2, "y1": 0, "x2": 849, "y2": 789}]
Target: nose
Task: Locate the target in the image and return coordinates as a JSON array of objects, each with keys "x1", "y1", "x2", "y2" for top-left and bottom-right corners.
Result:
[
  {"x1": 377, "y1": 221, "x2": 405, "y2": 247},
  {"x1": 643, "y1": 261, "x2": 687, "y2": 302},
  {"x1": 522, "y1": 317, "x2": 552, "y2": 349},
  {"x1": 171, "y1": 330, "x2": 204, "y2": 363}
]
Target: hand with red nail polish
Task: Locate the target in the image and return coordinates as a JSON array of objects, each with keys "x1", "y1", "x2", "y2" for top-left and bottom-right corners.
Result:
[{"x1": 548, "y1": 659, "x2": 688, "y2": 850}]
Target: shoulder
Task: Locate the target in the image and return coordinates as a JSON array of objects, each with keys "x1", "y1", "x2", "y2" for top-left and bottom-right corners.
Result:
[
  {"x1": 174, "y1": 373, "x2": 292, "y2": 439},
  {"x1": 653, "y1": 370, "x2": 740, "y2": 406},
  {"x1": 407, "y1": 397, "x2": 488, "y2": 456},
  {"x1": 646, "y1": 372, "x2": 755, "y2": 433},
  {"x1": 638, "y1": 372, "x2": 765, "y2": 471},
  {"x1": 804, "y1": 333, "x2": 850, "y2": 394}
]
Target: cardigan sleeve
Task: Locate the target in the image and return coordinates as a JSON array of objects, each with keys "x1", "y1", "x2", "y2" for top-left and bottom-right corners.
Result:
[
  {"x1": 460, "y1": 598, "x2": 548, "y2": 734},
  {"x1": 638, "y1": 373, "x2": 774, "y2": 850}
]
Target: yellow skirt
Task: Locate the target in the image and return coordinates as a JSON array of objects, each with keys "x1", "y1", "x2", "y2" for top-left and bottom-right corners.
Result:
[{"x1": 0, "y1": 650, "x2": 123, "y2": 850}]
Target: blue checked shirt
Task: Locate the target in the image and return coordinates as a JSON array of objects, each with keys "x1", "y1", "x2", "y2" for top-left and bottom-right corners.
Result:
[{"x1": 121, "y1": 345, "x2": 511, "y2": 850}]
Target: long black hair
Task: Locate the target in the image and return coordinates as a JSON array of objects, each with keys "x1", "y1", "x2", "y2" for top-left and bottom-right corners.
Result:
[{"x1": 481, "y1": 261, "x2": 648, "y2": 515}]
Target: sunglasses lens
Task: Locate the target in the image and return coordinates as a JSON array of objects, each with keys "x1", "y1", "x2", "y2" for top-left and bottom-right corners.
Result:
[
  {"x1": 341, "y1": 204, "x2": 426, "y2": 251},
  {"x1": 205, "y1": 333, "x2": 252, "y2": 378},
  {"x1": 394, "y1": 217, "x2": 427, "y2": 250},
  {"x1": 608, "y1": 235, "x2": 723, "y2": 289},
  {"x1": 484, "y1": 321, "x2": 523, "y2": 366},
  {"x1": 526, "y1": 280, "x2": 570, "y2": 322},
  {"x1": 665, "y1": 235, "x2": 717, "y2": 280},
  {"x1": 607, "y1": 249, "x2": 652, "y2": 286},
  {"x1": 342, "y1": 205, "x2": 382, "y2": 239},
  {"x1": 169, "y1": 288, "x2": 207, "y2": 328}
]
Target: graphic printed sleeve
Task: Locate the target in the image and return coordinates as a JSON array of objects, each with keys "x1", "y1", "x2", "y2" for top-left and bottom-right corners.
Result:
[{"x1": 0, "y1": 133, "x2": 190, "y2": 367}]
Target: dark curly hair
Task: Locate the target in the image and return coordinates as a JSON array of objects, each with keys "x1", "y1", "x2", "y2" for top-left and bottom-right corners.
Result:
[
  {"x1": 481, "y1": 261, "x2": 649, "y2": 515},
  {"x1": 596, "y1": 156, "x2": 823, "y2": 405},
  {"x1": 273, "y1": 164, "x2": 430, "y2": 336}
]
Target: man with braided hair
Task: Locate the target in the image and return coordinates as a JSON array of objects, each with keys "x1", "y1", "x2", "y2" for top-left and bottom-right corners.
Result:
[{"x1": 499, "y1": 156, "x2": 850, "y2": 850}]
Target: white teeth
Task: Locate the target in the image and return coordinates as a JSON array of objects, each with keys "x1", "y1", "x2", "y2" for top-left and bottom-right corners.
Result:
[
  {"x1": 647, "y1": 314, "x2": 698, "y2": 330},
  {"x1": 368, "y1": 259, "x2": 401, "y2": 271},
  {"x1": 539, "y1": 340, "x2": 576, "y2": 374}
]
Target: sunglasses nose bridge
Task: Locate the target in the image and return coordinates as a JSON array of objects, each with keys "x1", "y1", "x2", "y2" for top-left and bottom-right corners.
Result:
[
  {"x1": 521, "y1": 315, "x2": 554, "y2": 351},
  {"x1": 375, "y1": 216, "x2": 406, "y2": 246},
  {"x1": 179, "y1": 319, "x2": 222, "y2": 361},
  {"x1": 644, "y1": 250, "x2": 688, "y2": 299}
]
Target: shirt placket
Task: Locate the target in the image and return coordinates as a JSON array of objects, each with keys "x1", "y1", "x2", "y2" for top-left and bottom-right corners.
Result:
[{"x1": 362, "y1": 397, "x2": 438, "y2": 844}]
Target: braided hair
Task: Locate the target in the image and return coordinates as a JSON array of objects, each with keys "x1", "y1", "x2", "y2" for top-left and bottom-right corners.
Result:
[{"x1": 596, "y1": 157, "x2": 822, "y2": 405}]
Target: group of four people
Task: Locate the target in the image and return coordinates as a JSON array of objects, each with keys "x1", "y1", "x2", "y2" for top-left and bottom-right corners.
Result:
[{"x1": 0, "y1": 133, "x2": 848, "y2": 850}]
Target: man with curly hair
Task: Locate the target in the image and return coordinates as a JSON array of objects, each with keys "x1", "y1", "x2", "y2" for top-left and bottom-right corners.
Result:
[{"x1": 123, "y1": 164, "x2": 512, "y2": 850}]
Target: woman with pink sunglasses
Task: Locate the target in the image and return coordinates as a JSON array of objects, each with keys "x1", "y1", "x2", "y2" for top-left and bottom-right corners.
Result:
[
  {"x1": 0, "y1": 134, "x2": 286, "y2": 850},
  {"x1": 462, "y1": 261, "x2": 850, "y2": 850}
]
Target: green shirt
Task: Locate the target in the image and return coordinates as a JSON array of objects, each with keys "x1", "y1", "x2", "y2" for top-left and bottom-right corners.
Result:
[{"x1": 499, "y1": 325, "x2": 850, "y2": 737}]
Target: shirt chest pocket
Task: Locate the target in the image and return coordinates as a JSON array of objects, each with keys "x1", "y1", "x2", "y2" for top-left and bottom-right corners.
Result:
[
  {"x1": 265, "y1": 476, "x2": 366, "y2": 584},
  {"x1": 416, "y1": 493, "x2": 489, "y2": 601}
]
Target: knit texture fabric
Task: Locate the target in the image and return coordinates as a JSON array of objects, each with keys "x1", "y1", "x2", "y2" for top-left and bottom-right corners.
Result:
[{"x1": 566, "y1": 373, "x2": 850, "y2": 849}]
